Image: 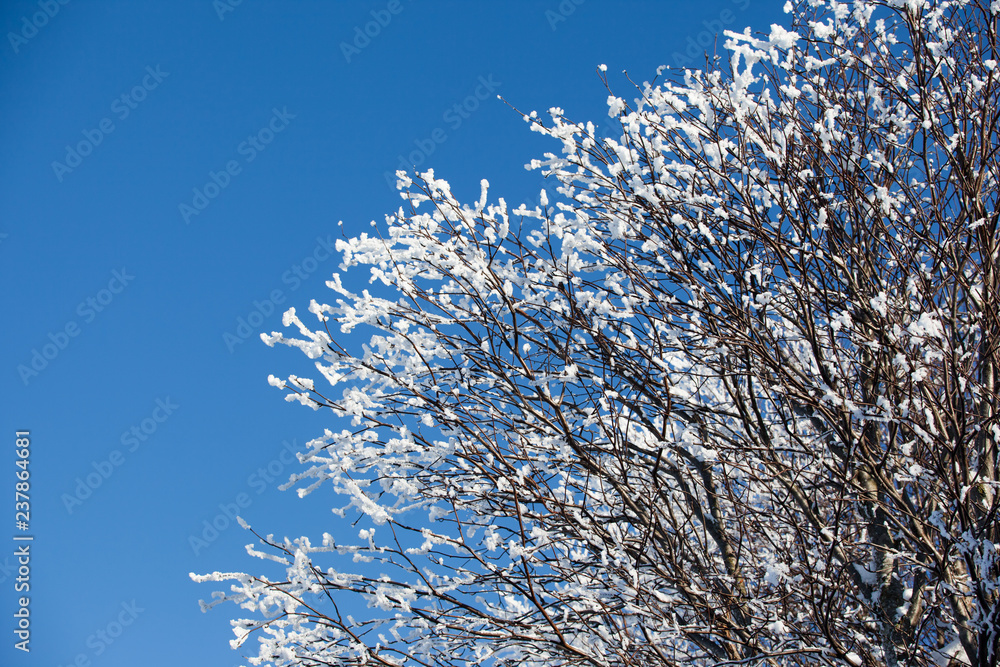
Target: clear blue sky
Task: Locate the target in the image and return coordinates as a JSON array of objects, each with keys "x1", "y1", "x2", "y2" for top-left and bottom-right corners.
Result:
[{"x1": 1, "y1": 1, "x2": 784, "y2": 665}]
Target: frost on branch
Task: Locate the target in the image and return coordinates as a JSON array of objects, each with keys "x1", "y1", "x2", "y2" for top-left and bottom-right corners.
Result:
[{"x1": 197, "y1": 2, "x2": 999, "y2": 665}]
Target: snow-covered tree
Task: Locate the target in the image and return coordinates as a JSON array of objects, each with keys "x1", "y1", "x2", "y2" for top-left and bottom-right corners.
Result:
[{"x1": 194, "y1": 1, "x2": 999, "y2": 665}]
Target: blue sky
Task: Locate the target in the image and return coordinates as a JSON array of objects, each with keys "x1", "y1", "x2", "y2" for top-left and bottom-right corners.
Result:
[{"x1": 1, "y1": 1, "x2": 784, "y2": 665}]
